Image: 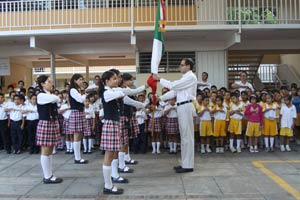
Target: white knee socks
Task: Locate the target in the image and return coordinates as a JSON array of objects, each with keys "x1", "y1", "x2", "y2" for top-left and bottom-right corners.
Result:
[
  {"x1": 111, "y1": 159, "x2": 119, "y2": 179},
  {"x1": 41, "y1": 155, "x2": 51, "y2": 179},
  {"x1": 118, "y1": 152, "x2": 125, "y2": 169},
  {"x1": 102, "y1": 165, "x2": 112, "y2": 189},
  {"x1": 73, "y1": 141, "x2": 81, "y2": 161}
]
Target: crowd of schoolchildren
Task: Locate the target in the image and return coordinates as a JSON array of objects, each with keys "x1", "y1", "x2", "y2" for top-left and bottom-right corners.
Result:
[{"x1": 0, "y1": 72, "x2": 299, "y2": 156}]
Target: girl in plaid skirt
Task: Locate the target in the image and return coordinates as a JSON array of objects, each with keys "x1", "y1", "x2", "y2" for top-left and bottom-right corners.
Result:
[
  {"x1": 148, "y1": 99, "x2": 164, "y2": 154},
  {"x1": 58, "y1": 98, "x2": 72, "y2": 154},
  {"x1": 100, "y1": 71, "x2": 125, "y2": 195},
  {"x1": 36, "y1": 75, "x2": 63, "y2": 184},
  {"x1": 83, "y1": 98, "x2": 95, "y2": 154},
  {"x1": 68, "y1": 74, "x2": 88, "y2": 164},
  {"x1": 164, "y1": 98, "x2": 179, "y2": 154}
]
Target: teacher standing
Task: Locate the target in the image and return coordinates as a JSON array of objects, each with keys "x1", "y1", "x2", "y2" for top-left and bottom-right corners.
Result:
[{"x1": 153, "y1": 58, "x2": 197, "y2": 173}]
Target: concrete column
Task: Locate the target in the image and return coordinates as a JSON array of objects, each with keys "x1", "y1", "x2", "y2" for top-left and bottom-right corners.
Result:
[
  {"x1": 50, "y1": 52, "x2": 56, "y2": 87},
  {"x1": 85, "y1": 66, "x2": 89, "y2": 81}
]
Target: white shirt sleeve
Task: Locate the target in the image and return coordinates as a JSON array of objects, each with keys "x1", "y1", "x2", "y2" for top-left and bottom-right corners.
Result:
[
  {"x1": 37, "y1": 93, "x2": 60, "y2": 105},
  {"x1": 123, "y1": 96, "x2": 146, "y2": 109},
  {"x1": 113, "y1": 85, "x2": 146, "y2": 96},
  {"x1": 293, "y1": 106, "x2": 297, "y2": 119},
  {"x1": 103, "y1": 90, "x2": 125, "y2": 103},
  {"x1": 160, "y1": 90, "x2": 176, "y2": 102},
  {"x1": 160, "y1": 73, "x2": 195, "y2": 91},
  {"x1": 70, "y1": 88, "x2": 86, "y2": 103}
]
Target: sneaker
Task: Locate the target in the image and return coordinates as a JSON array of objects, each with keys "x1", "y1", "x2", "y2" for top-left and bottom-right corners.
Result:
[
  {"x1": 296, "y1": 140, "x2": 300, "y2": 145},
  {"x1": 280, "y1": 145, "x2": 286, "y2": 152},
  {"x1": 216, "y1": 147, "x2": 220, "y2": 153},
  {"x1": 265, "y1": 147, "x2": 270, "y2": 152},
  {"x1": 157, "y1": 149, "x2": 161, "y2": 154},
  {"x1": 254, "y1": 148, "x2": 259, "y2": 153},
  {"x1": 152, "y1": 149, "x2": 156, "y2": 154},
  {"x1": 220, "y1": 147, "x2": 224, "y2": 153},
  {"x1": 230, "y1": 147, "x2": 237, "y2": 153},
  {"x1": 206, "y1": 146, "x2": 212, "y2": 153},
  {"x1": 249, "y1": 146, "x2": 255, "y2": 153},
  {"x1": 286, "y1": 145, "x2": 291, "y2": 152},
  {"x1": 270, "y1": 147, "x2": 275, "y2": 152},
  {"x1": 200, "y1": 148, "x2": 205, "y2": 154},
  {"x1": 237, "y1": 147, "x2": 242, "y2": 153}
]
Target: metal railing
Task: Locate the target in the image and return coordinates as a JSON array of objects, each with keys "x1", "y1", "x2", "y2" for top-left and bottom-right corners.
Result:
[{"x1": 0, "y1": 0, "x2": 299, "y2": 30}]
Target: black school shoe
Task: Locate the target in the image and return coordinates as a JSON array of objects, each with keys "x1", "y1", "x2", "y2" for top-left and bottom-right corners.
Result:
[
  {"x1": 173, "y1": 165, "x2": 182, "y2": 170},
  {"x1": 118, "y1": 167, "x2": 134, "y2": 173},
  {"x1": 103, "y1": 186, "x2": 124, "y2": 195},
  {"x1": 175, "y1": 168, "x2": 194, "y2": 173},
  {"x1": 112, "y1": 176, "x2": 129, "y2": 184},
  {"x1": 43, "y1": 175, "x2": 63, "y2": 184},
  {"x1": 74, "y1": 159, "x2": 89, "y2": 164},
  {"x1": 125, "y1": 160, "x2": 138, "y2": 165}
]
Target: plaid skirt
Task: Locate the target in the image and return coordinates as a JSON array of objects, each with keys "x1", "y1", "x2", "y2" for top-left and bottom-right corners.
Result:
[
  {"x1": 68, "y1": 110, "x2": 86, "y2": 134},
  {"x1": 119, "y1": 116, "x2": 129, "y2": 146},
  {"x1": 148, "y1": 117, "x2": 162, "y2": 133},
  {"x1": 129, "y1": 116, "x2": 139, "y2": 139},
  {"x1": 84, "y1": 118, "x2": 93, "y2": 137},
  {"x1": 161, "y1": 117, "x2": 167, "y2": 132},
  {"x1": 94, "y1": 113, "x2": 100, "y2": 135},
  {"x1": 100, "y1": 120, "x2": 121, "y2": 151},
  {"x1": 36, "y1": 120, "x2": 61, "y2": 146},
  {"x1": 166, "y1": 117, "x2": 179, "y2": 135},
  {"x1": 63, "y1": 118, "x2": 71, "y2": 135}
]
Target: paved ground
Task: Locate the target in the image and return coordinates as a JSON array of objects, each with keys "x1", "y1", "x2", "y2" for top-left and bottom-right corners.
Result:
[{"x1": 0, "y1": 145, "x2": 300, "y2": 200}]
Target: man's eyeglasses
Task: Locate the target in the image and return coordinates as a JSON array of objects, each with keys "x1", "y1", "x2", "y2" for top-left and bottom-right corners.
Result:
[{"x1": 180, "y1": 64, "x2": 186, "y2": 67}]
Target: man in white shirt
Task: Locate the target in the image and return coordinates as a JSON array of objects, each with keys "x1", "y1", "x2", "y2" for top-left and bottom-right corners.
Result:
[
  {"x1": 153, "y1": 58, "x2": 197, "y2": 173},
  {"x1": 197, "y1": 72, "x2": 211, "y2": 91},
  {"x1": 231, "y1": 71, "x2": 254, "y2": 93},
  {"x1": 0, "y1": 93, "x2": 11, "y2": 153}
]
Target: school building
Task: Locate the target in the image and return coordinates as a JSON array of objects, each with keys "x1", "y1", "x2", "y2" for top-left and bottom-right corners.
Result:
[{"x1": 0, "y1": 0, "x2": 299, "y2": 91}]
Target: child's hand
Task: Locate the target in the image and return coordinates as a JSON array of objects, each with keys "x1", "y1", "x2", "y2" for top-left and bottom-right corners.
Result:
[{"x1": 21, "y1": 124, "x2": 24, "y2": 130}]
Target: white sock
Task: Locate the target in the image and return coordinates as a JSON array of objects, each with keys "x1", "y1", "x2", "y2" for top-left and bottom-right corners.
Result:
[
  {"x1": 111, "y1": 159, "x2": 119, "y2": 179},
  {"x1": 91, "y1": 138, "x2": 95, "y2": 147},
  {"x1": 264, "y1": 137, "x2": 269, "y2": 148},
  {"x1": 230, "y1": 139, "x2": 234, "y2": 149},
  {"x1": 124, "y1": 153, "x2": 131, "y2": 162},
  {"x1": 102, "y1": 165, "x2": 112, "y2": 189},
  {"x1": 201, "y1": 144, "x2": 205, "y2": 149},
  {"x1": 73, "y1": 141, "x2": 81, "y2": 161},
  {"x1": 49, "y1": 155, "x2": 53, "y2": 176},
  {"x1": 156, "y1": 142, "x2": 160, "y2": 151},
  {"x1": 83, "y1": 139, "x2": 87, "y2": 151},
  {"x1": 173, "y1": 143, "x2": 177, "y2": 152},
  {"x1": 66, "y1": 141, "x2": 70, "y2": 150},
  {"x1": 237, "y1": 139, "x2": 241, "y2": 149},
  {"x1": 152, "y1": 142, "x2": 156, "y2": 152},
  {"x1": 70, "y1": 142, "x2": 73, "y2": 150},
  {"x1": 88, "y1": 139, "x2": 93, "y2": 151},
  {"x1": 270, "y1": 137, "x2": 275, "y2": 148},
  {"x1": 169, "y1": 142, "x2": 173, "y2": 151},
  {"x1": 118, "y1": 152, "x2": 125, "y2": 169},
  {"x1": 41, "y1": 155, "x2": 51, "y2": 179}
]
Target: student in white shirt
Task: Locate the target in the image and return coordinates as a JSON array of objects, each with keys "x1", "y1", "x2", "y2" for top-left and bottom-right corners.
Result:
[
  {"x1": 22, "y1": 94, "x2": 39, "y2": 154},
  {"x1": 280, "y1": 95, "x2": 297, "y2": 152},
  {"x1": 83, "y1": 98, "x2": 95, "y2": 154},
  {"x1": 135, "y1": 94, "x2": 148, "y2": 154},
  {"x1": 58, "y1": 98, "x2": 72, "y2": 154},
  {"x1": 0, "y1": 93, "x2": 11, "y2": 154},
  {"x1": 197, "y1": 72, "x2": 212, "y2": 91},
  {"x1": 164, "y1": 98, "x2": 179, "y2": 154},
  {"x1": 7, "y1": 94, "x2": 25, "y2": 154}
]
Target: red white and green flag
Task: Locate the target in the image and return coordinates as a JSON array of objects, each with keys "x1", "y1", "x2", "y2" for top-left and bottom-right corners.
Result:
[{"x1": 151, "y1": 0, "x2": 166, "y2": 74}]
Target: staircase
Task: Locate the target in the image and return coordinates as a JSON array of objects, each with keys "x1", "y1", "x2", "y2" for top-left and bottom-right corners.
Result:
[{"x1": 227, "y1": 53, "x2": 264, "y2": 89}]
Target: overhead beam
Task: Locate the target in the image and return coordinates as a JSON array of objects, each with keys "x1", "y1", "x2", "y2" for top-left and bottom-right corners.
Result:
[
  {"x1": 32, "y1": 61, "x2": 81, "y2": 68},
  {"x1": 59, "y1": 54, "x2": 89, "y2": 66},
  {"x1": 225, "y1": 32, "x2": 241, "y2": 49}
]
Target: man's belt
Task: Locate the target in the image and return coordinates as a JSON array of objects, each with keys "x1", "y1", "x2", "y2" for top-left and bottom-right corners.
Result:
[{"x1": 177, "y1": 100, "x2": 192, "y2": 106}]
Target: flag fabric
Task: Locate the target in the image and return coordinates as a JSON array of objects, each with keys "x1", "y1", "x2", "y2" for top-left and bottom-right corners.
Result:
[{"x1": 147, "y1": 0, "x2": 166, "y2": 105}]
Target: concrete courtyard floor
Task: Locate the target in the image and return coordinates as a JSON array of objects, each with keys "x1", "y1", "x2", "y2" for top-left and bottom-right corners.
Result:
[{"x1": 0, "y1": 145, "x2": 300, "y2": 200}]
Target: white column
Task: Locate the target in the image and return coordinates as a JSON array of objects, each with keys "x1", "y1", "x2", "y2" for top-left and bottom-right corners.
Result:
[
  {"x1": 50, "y1": 53, "x2": 56, "y2": 87},
  {"x1": 196, "y1": 50, "x2": 227, "y2": 88}
]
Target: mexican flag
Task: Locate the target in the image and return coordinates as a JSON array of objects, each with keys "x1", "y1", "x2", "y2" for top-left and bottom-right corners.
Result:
[
  {"x1": 151, "y1": 0, "x2": 166, "y2": 74},
  {"x1": 147, "y1": 0, "x2": 166, "y2": 105}
]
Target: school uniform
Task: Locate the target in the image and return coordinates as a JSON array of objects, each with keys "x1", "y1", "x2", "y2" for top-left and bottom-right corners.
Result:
[
  {"x1": 92, "y1": 98, "x2": 102, "y2": 143},
  {"x1": 135, "y1": 109, "x2": 147, "y2": 153},
  {"x1": 68, "y1": 88, "x2": 86, "y2": 134},
  {"x1": 10, "y1": 104, "x2": 24, "y2": 152},
  {"x1": 36, "y1": 91, "x2": 61, "y2": 147},
  {"x1": 100, "y1": 86, "x2": 124, "y2": 151},
  {"x1": 0, "y1": 102, "x2": 11, "y2": 153},
  {"x1": 197, "y1": 105, "x2": 213, "y2": 137},
  {"x1": 59, "y1": 103, "x2": 71, "y2": 135},
  {"x1": 84, "y1": 105, "x2": 95, "y2": 137},
  {"x1": 164, "y1": 104, "x2": 179, "y2": 135},
  {"x1": 148, "y1": 105, "x2": 164, "y2": 133},
  {"x1": 262, "y1": 103, "x2": 279, "y2": 137},
  {"x1": 213, "y1": 105, "x2": 228, "y2": 137},
  {"x1": 24, "y1": 103, "x2": 39, "y2": 152},
  {"x1": 280, "y1": 104, "x2": 297, "y2": 137},
  {"x1": 245, "y1": 104, "x2": 263, "y2": 137},
  {"x1": 229, "y1": 102, "x2": 244, "y2": 135}
]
